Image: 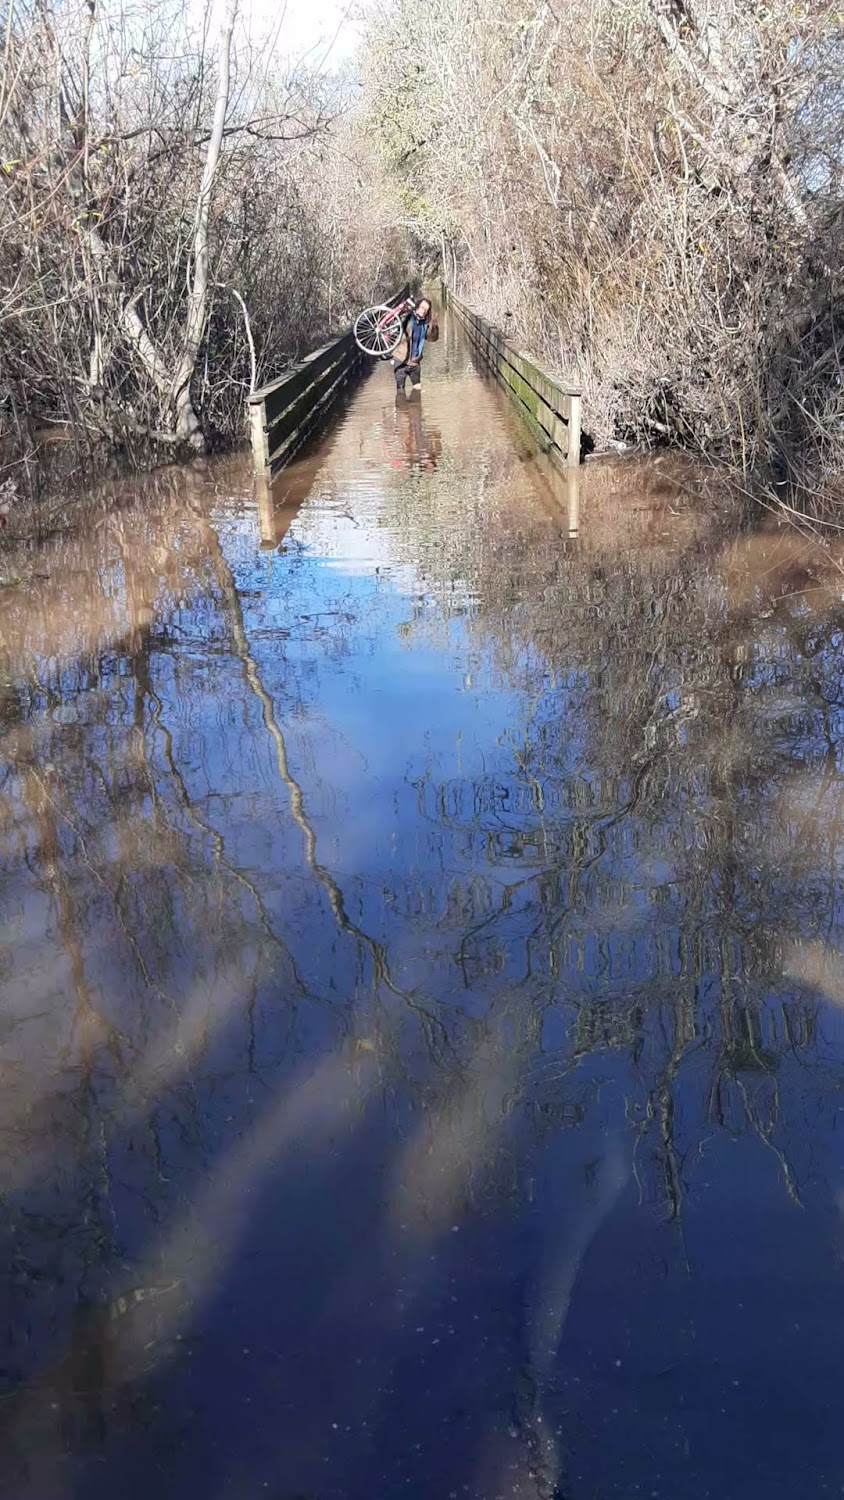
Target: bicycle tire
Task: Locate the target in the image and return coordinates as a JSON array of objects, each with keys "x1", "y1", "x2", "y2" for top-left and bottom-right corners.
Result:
[{"x1": 354, "y1": 304, "x2": 404, "y2": 358}]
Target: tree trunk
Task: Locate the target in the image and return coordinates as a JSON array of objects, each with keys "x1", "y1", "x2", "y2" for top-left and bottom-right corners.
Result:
[{"x1": 172, "y1": 0, "x2": 240, "y2": 449}]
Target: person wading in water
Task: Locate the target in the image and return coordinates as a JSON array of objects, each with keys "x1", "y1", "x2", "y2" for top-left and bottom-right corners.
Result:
[{"x1": 392, "y1": 297, "x2": 438, "y2": 397}]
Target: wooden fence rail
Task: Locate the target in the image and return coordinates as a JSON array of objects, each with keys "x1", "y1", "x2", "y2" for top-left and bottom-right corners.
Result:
[
  {"x1": 444, "y1": 288, "x2": 582, "y2": 468},
  {"x1": 248, "y1": 286, "x2": 409, "y2": 480}
]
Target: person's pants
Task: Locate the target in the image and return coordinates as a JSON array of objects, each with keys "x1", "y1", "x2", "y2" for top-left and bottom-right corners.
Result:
[{"x1": 393, "y1": 359, "x2": 421, "y2": 389}]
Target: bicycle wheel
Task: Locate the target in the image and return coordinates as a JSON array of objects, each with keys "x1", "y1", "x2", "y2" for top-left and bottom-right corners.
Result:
[{"x1": 354, "y1": 304, "x2": 403, "y2": 357}]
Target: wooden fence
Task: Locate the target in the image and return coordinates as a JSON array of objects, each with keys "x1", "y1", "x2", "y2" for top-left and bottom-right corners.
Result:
[
  {"x1": 444, "y1": 289, "x2": 582, "y2": 468},
  {"x1": 248, "y1": 286, "x2": 409, "y2": 480}
]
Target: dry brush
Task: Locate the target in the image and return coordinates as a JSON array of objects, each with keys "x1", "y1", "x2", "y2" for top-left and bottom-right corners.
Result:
[
  {"x1": 361, "y1": 0, "x2": 844, "y2": 504},
  {"x1": 0, "y1": 0, "x2": 408, "y2": 506}
]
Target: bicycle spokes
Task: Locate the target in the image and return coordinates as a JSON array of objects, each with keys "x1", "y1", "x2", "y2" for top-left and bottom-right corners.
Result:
[{"x1": 354, "y1": 305, "x2": 403, "y2": 357}]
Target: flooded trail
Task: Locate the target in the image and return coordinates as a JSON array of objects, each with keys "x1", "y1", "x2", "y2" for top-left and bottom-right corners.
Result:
[{"x1": 2, "y1": 319, "x2": 844, "y2": 1499}]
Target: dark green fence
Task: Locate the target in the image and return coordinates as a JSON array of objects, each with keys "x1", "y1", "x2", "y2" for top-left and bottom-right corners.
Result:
[{"x1": 248, "y1": 286, "x2": 410, "y2": 480}]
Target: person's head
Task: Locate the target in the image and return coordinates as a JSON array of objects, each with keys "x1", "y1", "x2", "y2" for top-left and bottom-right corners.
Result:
[{"x1": 416, "y1": 298, "x2": 432, "y2": 322}]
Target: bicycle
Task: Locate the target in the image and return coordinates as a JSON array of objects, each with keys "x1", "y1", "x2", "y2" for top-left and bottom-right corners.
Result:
[{"x1": 353, "y1": 295, "x2": 416, "y2": 358}]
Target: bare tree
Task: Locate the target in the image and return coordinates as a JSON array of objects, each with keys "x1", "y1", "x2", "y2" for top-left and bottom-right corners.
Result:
[
  {"x1": 0, "y1": 0, "x2": 408, "y2": 490},
  {"x1": 171, "y1": 0, "x2": 239, "y2": 448}
]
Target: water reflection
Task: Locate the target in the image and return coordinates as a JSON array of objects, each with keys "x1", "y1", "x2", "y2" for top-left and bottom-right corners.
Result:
[
  {"x1": 384, "y1": 395, "x2": 443, "y2": 474},
  {"x1": 2, "y1": 332, "x2": 844, "y2": 1497},
  {"x1": 256, "y1": 452, "x2": 319, "y2": 550}
]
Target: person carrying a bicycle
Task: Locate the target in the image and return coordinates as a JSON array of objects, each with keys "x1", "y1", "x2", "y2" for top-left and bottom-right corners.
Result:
[{"x1": 393, "y1": 297, "x2": 437, "y2": 395}]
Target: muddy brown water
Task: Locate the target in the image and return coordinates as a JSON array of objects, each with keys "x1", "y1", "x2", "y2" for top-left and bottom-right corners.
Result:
[{"x1": 2, "y1": 320, "x2": 844, "y2": 1499}]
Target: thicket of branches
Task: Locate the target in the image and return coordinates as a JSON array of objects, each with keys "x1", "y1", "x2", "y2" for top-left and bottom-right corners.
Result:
[
  {"x1": 361, "y1": 0, "x2": 843, "y2": 496},
  {"x1": 0, "y1": 0, "x2": 406, "y2": 490},
  {"x1": 2, "y1": 0, "x2": 841, "y2": 509}
]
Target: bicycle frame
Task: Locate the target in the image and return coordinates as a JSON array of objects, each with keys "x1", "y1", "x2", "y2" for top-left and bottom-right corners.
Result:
[
  {"x1": 354, "y1": 295, "x2": 421, "y2": 358},
  {"x1": 376, "y1": 296, "x2": 415, "y2": 334}
]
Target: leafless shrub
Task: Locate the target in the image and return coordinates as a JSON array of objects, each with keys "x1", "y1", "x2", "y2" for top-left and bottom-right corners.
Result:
[
  {"x1": 0, "y1": 0, "x2": 408, "y2": 494},
  {"x1": 362, "y1": 0, "x2": 843, "y2": 511}
]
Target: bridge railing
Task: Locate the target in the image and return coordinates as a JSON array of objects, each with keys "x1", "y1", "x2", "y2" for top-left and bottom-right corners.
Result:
[
  {"x1": 444, "y1": 289, "x2": 582, "y2": 468},
  {"x1": 248, "y1": 286, "x2": 409, "y2": 480}
]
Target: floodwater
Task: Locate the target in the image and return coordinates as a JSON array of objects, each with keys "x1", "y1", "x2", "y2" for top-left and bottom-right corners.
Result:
[{"x1": 2, "y1": 320, "x2": 844, "y2": 1500}]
